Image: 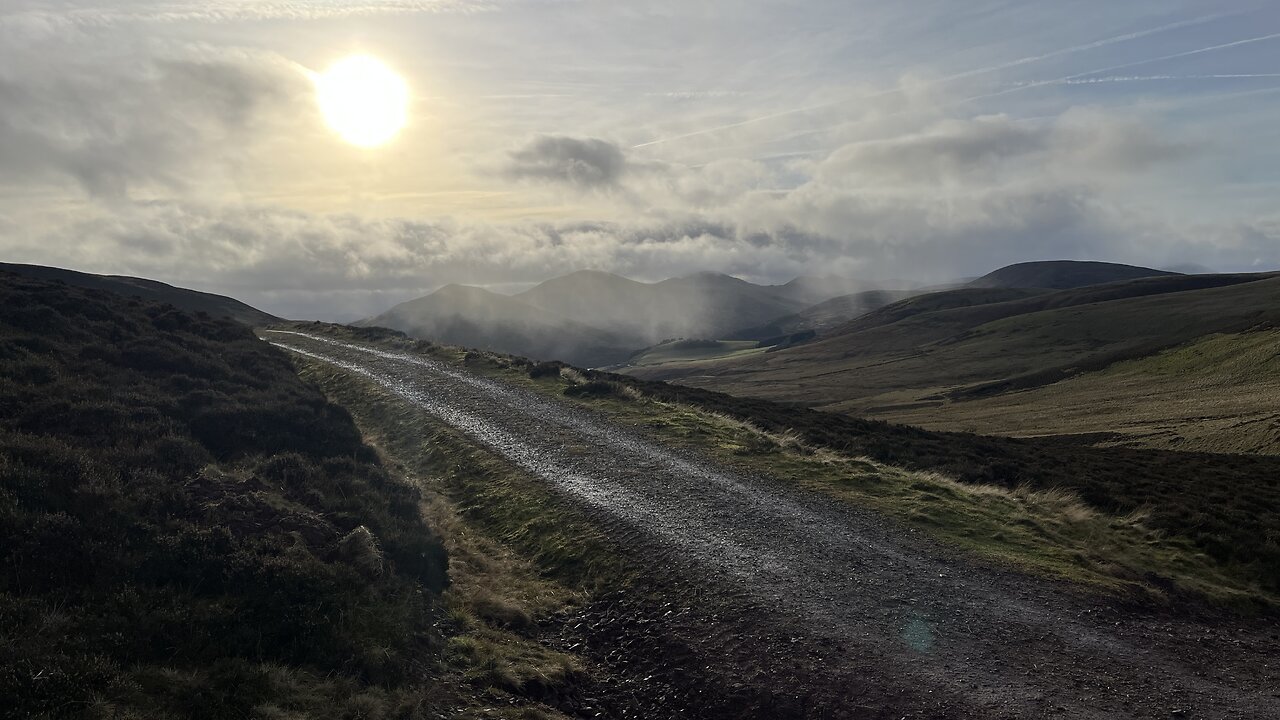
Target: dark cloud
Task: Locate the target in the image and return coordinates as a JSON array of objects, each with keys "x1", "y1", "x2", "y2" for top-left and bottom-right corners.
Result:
[{"x1": 505, "y1": 135, "x2": 629, "y2": 189}]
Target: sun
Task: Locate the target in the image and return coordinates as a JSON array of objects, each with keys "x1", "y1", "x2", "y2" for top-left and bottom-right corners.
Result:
[{"x1": 314, "y1": 55, "x2": 409, "y2": 148}]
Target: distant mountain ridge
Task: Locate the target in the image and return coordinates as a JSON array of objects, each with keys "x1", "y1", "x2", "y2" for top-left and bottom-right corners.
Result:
[
  {"x1": 728, "y1": 289, "x2": 916, "y2": 342},
  {"x1": 356, "y1": 261, "x2": 1205, "y2": 367},
  {"x1": 514, "y1": 270, "x2": 813, "y2": 343},
  {"x1": 969, "y1": 260, "x2": 1179, "y2": 290},
  {"x1": 0, "y1": 262, "x2": 279, "y2": 326},
  {"x1": 363, "y1": 270, "x2": 864, "y2": 365},
  {"x1": 359, "y1": 283, "x2": 635, "y2": 367}
]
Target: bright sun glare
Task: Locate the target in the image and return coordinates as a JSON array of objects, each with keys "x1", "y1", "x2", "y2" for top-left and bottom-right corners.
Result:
[{"x1": 315, "y1": 55, "x2": 409, "y2": 148}]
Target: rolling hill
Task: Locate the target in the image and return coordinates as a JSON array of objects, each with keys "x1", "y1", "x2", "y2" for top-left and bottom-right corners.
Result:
[
  {"x1": 0, "y1": 261, "x2": 279, "y2": 326},
  {"x1": 764, "y1": 275, "x2": 869, "y2": 306},
  {"x1": 359, "y1": 282, "x2": 636, "y2": 366},
  {"x1": 362, "y1": 270, "x2": 849, "y2": 366},
  {"x1": 882, "y1": 329, "x2": 1280, "y2": 454},
  {"x1": 727, "y1": 289, "x2": 916, "y2": 342},
  {"x1": 819, "y1": 287, "x2": 1042, "y2": 337},
  {"x1": 515, "y1": 270, "x2": 813, "y2": 343},
  {"x1": 620, "y1": 268, "x2": 1280, "y2": 453},
  {"x1": 968, "y1": 260, "x2": 1179, "y2": 289},
  {"x1": 614, "y1": 338, "x2": 768, "y2": 369}
]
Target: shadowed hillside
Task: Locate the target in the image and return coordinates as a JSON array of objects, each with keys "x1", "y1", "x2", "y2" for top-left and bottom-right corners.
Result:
[
  {"x1": 0, "y1": 272, "x2": 448, "y2": 717},
  {"x1": 360, "y1": 282, "x2": 635, "y2": 367},
  {"x1": 762, "y1": 275, "x2": 872, "y2": 306},
  {"x1": 727, "y1": 289, "x2": 916, "y2": 342},
  {"x1": 0, "y1": 262, "x2": 279, "y2": 326},
  {"x1": 824, "y1": 287, "x2": 1046, "y2": 337},
  {"x1": 968, "y1": 260, "x2": 1179, "y2": 289},
  {"x1": 514, "y1": 270, "x2": 813, "y2": 343},
  {"x1": 362, "y1": 270, "x2": 840, "y2": 366}
]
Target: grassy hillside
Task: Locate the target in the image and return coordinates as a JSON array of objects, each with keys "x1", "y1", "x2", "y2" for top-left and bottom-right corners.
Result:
[
  {"x1": 0, "y1": 273, "x2": 449, "y2": 718},
  {"x1": 830, "y1": 287, "x2": 1047, "y2": 336},
  {"x1": 727, "y1": 289, "x2": 914, "y2": 342},
  {"x1": 0, "y1": 262, "x2": 279, "y2": 326},
  {"x1": 614, "y1": 339, "x2": 766, "y2": 369},
  {"x1": 968, "y1": 260, "x2": 1179, "y2": 289},
  {"x1": 625, "y1": 273, "x2": 1280, "y2": 420},
  {"x1": 881, "y1": 330, "x2": 1280, "y2": 455}
]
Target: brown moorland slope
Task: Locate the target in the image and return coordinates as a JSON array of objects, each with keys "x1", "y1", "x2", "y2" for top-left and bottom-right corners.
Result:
[
  {"x1": 623, "y1": 272, "x2": 1280, "y2": 417},
  {"x1": 0, "y1": 272, "x2": 448, "y2": 717}
]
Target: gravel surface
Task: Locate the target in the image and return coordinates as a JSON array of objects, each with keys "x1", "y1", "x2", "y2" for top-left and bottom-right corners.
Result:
[{"x1": 268, "y1": 330, "x2": 1279, "y2": 719}]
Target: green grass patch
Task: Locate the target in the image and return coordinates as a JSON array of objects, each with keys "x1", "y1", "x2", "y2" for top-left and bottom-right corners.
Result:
[
  {"x1": 1097, "y1": 330, "x2": 1280, "y2": 382},
  {"x1": 623, "y1": 339, "x2": 766, "y2": 368},
  {"x1": 462, "y1": 351, "x2": 1278, "y2": 611}
]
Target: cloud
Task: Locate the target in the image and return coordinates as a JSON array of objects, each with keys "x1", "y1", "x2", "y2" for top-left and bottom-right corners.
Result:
[
  {"x1": 504, "y1": 135, "x2": 632, "y2": 190},
  {"x1": 0, "y1": 1, "x2": 490, "y2": 33},
  {"x1": 812, "y1": 111, "x2": 1192, "y2": 186},
  {"x1": 1, "y1": 1, "x2": 1275, "y2": 325},
  {"x1": 815, "y1": 116, "x2": 1044, "y2": 184},
  {"x1": 0, "y1": 44, "x2": 311, "y2": 199},
  {"x1": 1049, "y1": 107, "x2": 1195, "y2": 172},
  {"x1": 14, "y1": 188, "x2": 1277, "y2": 322},
  {"x1": 626, "y1": 12, "x2": 1235, "y2": 150}
]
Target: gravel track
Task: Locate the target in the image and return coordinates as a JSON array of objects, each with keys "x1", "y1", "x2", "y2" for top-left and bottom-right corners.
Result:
[{"x1": 267, "y1": 330, "x2": 1278, "y2": 719}]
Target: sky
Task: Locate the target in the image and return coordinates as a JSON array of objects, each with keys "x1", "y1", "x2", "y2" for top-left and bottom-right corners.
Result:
[{"x1": 1, "y1": 1, "x2": 1279, "y2": 319}]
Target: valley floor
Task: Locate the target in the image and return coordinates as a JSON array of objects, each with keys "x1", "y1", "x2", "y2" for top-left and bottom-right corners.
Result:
[{"x1": 267, "y1": 330, "x2": 1279, "y2": 719}]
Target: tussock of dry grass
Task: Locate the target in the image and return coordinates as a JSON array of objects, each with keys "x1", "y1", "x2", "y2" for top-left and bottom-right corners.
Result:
[
  {"x1": 302, "y1": 369, "x2": 596, "y2": 717},
  {"x1": 559, "y1": 367, "x2": 589, "y2": 385}
]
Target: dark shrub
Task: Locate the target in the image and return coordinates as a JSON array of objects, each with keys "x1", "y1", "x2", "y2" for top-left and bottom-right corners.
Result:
[
  {"x1": 528, "y1": 361, "x2": 565, "y2": 379},
  {"x1": 564, "y1": 380, "x2": 631, "y2": 400}
]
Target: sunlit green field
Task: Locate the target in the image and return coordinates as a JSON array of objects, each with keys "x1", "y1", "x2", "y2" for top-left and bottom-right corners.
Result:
[
  {"x1": 615, "y1": 339, "x2": 767, "y2": 368},
  {"x1": 879, "y1": 331, "x2": 1280, "y2": 455}
]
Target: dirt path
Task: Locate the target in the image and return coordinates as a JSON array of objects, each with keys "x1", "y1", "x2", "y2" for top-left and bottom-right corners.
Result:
[{"x1": 266, "y1": 330, "x2": 1278, "y2": 719}]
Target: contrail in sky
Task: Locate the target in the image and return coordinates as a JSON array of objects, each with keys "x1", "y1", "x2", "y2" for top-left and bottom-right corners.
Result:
[
  {"x1": 630, "y1": 11, "x2": 1234, "y2": 149},
  {"x1": 1012, "y1": 73, "x2": 1280, "y2": 86},
  {"x1": 958, "y1": 31, "x2": 1280, "y2": 104},
  {"x1": 701, "y1": 34, "x2": 1280, "y2": 158}
]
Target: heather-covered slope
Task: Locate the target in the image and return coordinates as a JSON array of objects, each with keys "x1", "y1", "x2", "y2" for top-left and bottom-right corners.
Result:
[
  {"x1": 0, "y1": 261, "x2": 279, "y2": 326},
  {"x1": 0, "y1": 272, "x2": 447, "y2": 717}
]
